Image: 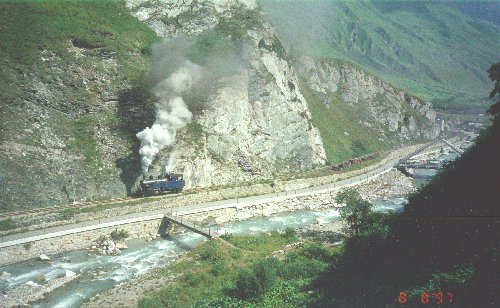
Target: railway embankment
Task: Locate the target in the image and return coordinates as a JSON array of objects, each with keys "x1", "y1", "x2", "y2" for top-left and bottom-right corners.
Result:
[{"x1": 0, "y1": 142, "x2": 429, "y2": 236}]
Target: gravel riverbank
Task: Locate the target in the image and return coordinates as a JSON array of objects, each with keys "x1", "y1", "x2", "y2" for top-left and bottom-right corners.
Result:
[
  {"x1": 0, "y1": 270, "x2": 79, "y2": 307},
  {"x1": 357, "y1": 169, "x2": 415, "y2": 201}
]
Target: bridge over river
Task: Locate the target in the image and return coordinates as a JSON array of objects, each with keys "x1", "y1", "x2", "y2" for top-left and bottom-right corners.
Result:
[
  {"x1": 396, "y1": 138, "x2": 463, "y2": 174},
  {"x1": 163, "y1": 210, "x2": 216, "y2": 239}
]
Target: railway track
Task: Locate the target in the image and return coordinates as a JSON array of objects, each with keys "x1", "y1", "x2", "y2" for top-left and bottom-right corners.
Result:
[{"x1": 0, "y1": 197, "x2": 136, "y2": 219}]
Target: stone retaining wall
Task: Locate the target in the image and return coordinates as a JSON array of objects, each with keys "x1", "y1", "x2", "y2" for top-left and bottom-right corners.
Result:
[
  {"x1": 183, "y1": 190, "x2": 339, "y2": 225},
  {"x1": 0, "y1": 185, "x2": 342, "y2": 265},
  {"x1": 0, "y1": 219, "x2": 162, "y2": 266}
]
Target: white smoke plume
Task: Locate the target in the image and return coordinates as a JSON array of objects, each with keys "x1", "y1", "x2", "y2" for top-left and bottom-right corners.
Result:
[
  {"x1": 136, "y1": 60, "x2": 202, "y2": 174},
  {"x1": 135, "y1": 35, "x2": 246, "y2": 174},
  {"x1": 165, "y1": 149, "x2": 178, "y2": 173}
]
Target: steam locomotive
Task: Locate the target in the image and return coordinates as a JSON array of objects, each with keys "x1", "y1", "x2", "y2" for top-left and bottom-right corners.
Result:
[{"x1": 139, "y1": 173, "x2": 185, "y2": 196}]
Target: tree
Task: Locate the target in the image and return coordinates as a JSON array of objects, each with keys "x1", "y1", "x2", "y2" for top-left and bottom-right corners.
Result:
[
  {"x1": 234, "y1": 258, "x2": 279, "y2": 299},
  {"x1": 487, "y1": 62, "x2": 500, "y2": 116},
  {"x1": 335, "y1": 188, "x2": 372, "y2": 236}
]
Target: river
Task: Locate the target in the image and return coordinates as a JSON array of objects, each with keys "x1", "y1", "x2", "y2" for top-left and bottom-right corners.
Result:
[{"x1": 0, "y1": 152, "x2": 459, "y2": 307}]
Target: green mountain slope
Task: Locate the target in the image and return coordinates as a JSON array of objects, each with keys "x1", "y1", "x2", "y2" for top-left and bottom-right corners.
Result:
[
  {"x1": 450, "y1": 1, "x2": 500, "y2": 26},
  {"x1": 0, "y1": 1, "x2": 159, "y2": 209},
  {"x1": 259, "y1": 0, "x2": 500, "y2": 112},
  {"x1": 0, "y1": 0, "x2": 157, "y2": 96}
]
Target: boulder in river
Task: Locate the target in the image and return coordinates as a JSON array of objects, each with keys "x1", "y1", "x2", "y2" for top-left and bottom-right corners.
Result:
[
  {"x1": 115, "y1": 241, "x2": 128, "y2": 250},
  {"x1": 25, "y1": 280, "x2": 39, "y2": 287},
  {"x1": 39, "y1": 254, "x2": 51, "y2": 262},
  {"x1": 108, "y1": 248, "x2": 121, "y2": 256},
  {"x1": 65, "y1": 270, "x2": 77, "y2": 278},
  {"x1": 0, "y1": 271, "x2": 12, "y2": 279},
  {"x1": 95, "y1": 268, "x2": 108, "y2": 277}
]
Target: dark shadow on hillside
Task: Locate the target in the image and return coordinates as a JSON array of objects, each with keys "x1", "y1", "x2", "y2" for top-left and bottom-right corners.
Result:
[
  {"x1": 312, "y1": 117, "x2": 500, "y2": 307},
  {"x1": 115, "y1": 87, "x2": 156, "y2": 195},
  {"x1": 115, "y1": 144, "x2": 142, "y2": 196}
]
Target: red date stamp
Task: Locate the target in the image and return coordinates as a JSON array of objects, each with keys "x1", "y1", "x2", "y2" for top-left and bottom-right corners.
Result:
[{"x1": 398, "y1": 291, "x2": 453, "y2": 304}]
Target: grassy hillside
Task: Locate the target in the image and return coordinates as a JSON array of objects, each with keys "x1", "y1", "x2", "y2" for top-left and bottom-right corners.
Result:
[
  {"x1": 0, "y1": 0, "x2": 158, "y2": 98},
  {"x1": 260, "y1": 0, "x2": 500, "y2": 112},
  {"x1": 298, "y1": 77, "x2": 390, "y2": 163},
  {"x1": 140, "y1": 231, "x2": 336, "y2": 307},
  {"x1": 450, "y1": 1, "x2": 500, "y2": 26},
  {"x1": 0, "y1": 0, "x2": 159, "y2": 208}
]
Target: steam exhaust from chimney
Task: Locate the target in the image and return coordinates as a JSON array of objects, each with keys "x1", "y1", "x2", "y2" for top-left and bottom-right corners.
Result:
[{"x1": 136, "y1": 60, "x2": 202, "y2": 174}]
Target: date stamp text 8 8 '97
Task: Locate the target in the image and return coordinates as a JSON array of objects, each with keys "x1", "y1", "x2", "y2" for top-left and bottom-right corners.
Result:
[{"x1": 398, "y1": 291, "x2": 453, "y2": 304}]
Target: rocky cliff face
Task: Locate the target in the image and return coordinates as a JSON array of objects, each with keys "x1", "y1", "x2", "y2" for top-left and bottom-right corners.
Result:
[
  {"x1": 297, "y1": 56, "x2": 440, "y2": 141},
  {"x1": 127, "y1": 0, "x2": 326, "y2": 188},
  {"x1": 0, "y1": 33, "x2": 140, "y2": 209},
  {"x1": 0, "y1": 0, "x2": 440, "y2": 209}
]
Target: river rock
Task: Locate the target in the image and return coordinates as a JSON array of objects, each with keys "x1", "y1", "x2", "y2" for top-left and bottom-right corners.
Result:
[
  {"x1": 109, "y1": 248, "x2": 121, "y2": 256},
  {"x1": 95, "y1": 268, "x2": 108, "y2": 277},
  {"x1": 39, "y1": 254, "x2": 51, "y2": 262},
  {"x1": 65, "y1": 270, "x2": 77, "y2": 278},
  {"x1": 115, "y1": 241, "x2": 128, "y2": 250},
  {"x1": 333, "y1": 240, "x2": 344, "y2": 247},
  {"x1": 0, "y1": 271, "x2": 12, "y2": 280},
  {"x1": 25, "y1": 280, "x2": 39, "y2": 287}
]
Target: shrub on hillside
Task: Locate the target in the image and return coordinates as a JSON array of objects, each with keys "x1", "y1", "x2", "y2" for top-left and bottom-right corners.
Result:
[
  {"x1": 110, "y1": 229, "x2": 129, "y2": 242},
  {"x1": 296, "y1": 242, "x2": 331, "y2": 262},
  {"x1": 0, "y1": 218, "x2": 17, "y2": 231},
  {"x1": 235, "y1": 268, "x2": 260, "y2": 299},
  {"x1": 253, "y1": 258, "x2": 279, "y2": 291},
  {"x1": 235, "y1": 257, "x2": 280, "y2": 299},
  {"x1": 282, "y1": 227, "x2": 298, "y2": 241},
  {"x1": 278, "y1": 256, "x2": 326, "y2": 280},
  {"x1": 199, "y1": 242, "x2": 224, "y2": 262},
  {"x1": 210, "y1": 259, "x2": 226, "y2": 277}
]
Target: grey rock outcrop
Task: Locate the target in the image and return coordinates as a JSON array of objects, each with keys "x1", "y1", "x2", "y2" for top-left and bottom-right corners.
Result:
[
  {"x1": 129, "y1": 0, "x2": 327, "y2": 188},
  {"x1": 297, "y1": 56, "x2": 441, "y2": 141},
  {"x1": 126, "y1": 0, "x2": 257, "y2": 37}
]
